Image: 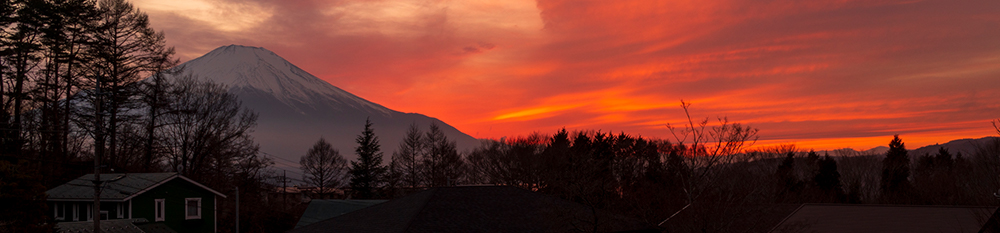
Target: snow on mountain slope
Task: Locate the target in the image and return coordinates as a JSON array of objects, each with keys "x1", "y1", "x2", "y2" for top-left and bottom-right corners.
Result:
[
  {"x1": 176, "y1": 45, "x2": 391, "y2": 117},
  {"x1": 163, "y1": 45, "x2": 481, "y2": 169}
]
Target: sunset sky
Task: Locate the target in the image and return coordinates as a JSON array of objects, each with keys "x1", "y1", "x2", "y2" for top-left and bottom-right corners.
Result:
[{"x1": 131, "y1": 0, "x2": 1000, "y2": 151}]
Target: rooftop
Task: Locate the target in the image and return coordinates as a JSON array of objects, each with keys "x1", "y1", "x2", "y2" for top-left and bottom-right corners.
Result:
[
  {"x1": 770, "y1": 204, "x2": 1000, "y2": 233},
  {"x1": 46, "y1": 173, "x2": 225, "y2": 201}
]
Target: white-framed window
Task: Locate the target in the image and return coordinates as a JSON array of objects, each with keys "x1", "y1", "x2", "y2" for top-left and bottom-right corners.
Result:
[
  {"x1": 154, "y1": 199, "x2": 165, "y2": 222},
  {"x1": 117, "y1": 203, "x2": 124, "y2": 218},
  {"x1": 72, "y1": 204, "x2": 79, "y2": 221},
  {"x1": 53, "y1": 203, "x2": 64, "y2": 220},
  {"x1": 185, "y1": 198, "x2": 202, "y2": 220},
  {"x1": 85, "y1": 204, "x2": 92, "y2": 221}
]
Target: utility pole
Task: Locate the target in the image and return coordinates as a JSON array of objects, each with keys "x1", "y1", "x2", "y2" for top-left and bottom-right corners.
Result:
[
  {"x1": 93, "y1": 74, "x2": 104, "y2": 233},
  {"x1": 235, "y1": 186, "x2": 239, "y2": 233},
  {"x1": 282, "y1": 170, "x2": 287, "y2": 209}
]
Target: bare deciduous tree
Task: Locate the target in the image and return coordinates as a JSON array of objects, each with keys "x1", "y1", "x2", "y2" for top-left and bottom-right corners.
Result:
[
  {"x1": 993, "y1": 119, "x2": 999, "y2": 136},
  {"x1": 422, "y1": 122, "x2": 464, "y2": 187},
  {"x1": 300, "y1": 137, "x2": 347, "y2": 197},
  {"x1": 160, "y1": 76, "x2": 261, "y2": 184},
  {"x1": 390, "y1": 122, "x2": 423, "y2": 188},
  {"x1": 664, "y1": 100, "x2": 759, "y2": 205}
]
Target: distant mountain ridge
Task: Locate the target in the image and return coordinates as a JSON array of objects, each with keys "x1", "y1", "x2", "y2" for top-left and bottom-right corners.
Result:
[
  {"x1": 818, "y1": 136, "x2": 998, "y2": 157},
  {"x1": 163, "y1": 45, "x2": 481, "y2": 169},
  {"x1": 908, "y1": 136, "x2": 998, "y2": 158}
]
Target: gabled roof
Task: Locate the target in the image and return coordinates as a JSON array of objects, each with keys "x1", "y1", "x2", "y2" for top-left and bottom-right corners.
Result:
[
  {"x1": 46, "y1": 173, "x2": 226, "y2": 201},
  {"x1": 290, "y1": 186, "x2": 657, "y2": 233},
  {"x1": 295, "y1": 199, "x2": 388, "y2": 228},
  {"x1": 770, "y1": 204, "x2": 1000, "y2": 233}
]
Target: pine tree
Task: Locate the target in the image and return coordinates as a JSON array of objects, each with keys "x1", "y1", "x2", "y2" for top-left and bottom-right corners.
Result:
[
  {"x1": 776, "y1": 152, "x2": 799, "y2": 191},
  {"x1": 933, "y1": 147, "x2": 953, "y2": 169},
  {"x1": 350, "y1": 118, "x2": 388, "y2": 199},
  {"x1": 2, "y1": 0, "x2": 47, "y2": 155},
  {"x1": 0, "y1": 0, "x2": 13, "y2": 155},
  {"x1": 814, "y1": 155, "x2": 842, "y2": 194},
  {"x1": 806, "y1": 150, "x2": 820, "y2": 164},
  {"x1": 880, "y1": 134, "x2": 911, "y2": 201},
  {"x1": 85, "y1": 0, "x2": 175, "y2": 170}
]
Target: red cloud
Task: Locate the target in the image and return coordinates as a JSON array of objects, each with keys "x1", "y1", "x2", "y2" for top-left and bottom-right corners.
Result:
[{"x1": 139, "y1": 0, "x2": 1000, "y2": 150}]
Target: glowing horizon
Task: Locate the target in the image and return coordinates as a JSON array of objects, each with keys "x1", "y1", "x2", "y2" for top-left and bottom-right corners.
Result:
[{"x1": 134, "y1": 0, "x2": 1000, "y2": 151}]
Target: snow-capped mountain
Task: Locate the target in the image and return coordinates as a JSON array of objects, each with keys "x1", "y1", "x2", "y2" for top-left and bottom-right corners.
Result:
[{"x1": 165, "y1": 45, "x2": 481, "y2": 169}]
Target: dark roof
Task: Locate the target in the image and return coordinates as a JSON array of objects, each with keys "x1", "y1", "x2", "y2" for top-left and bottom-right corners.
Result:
[
  {"x1": 54, "y1": 219, "x2": 167, "y2": 233},
  {"x1": 134, "y1": 222, "x2": 179, "y2": 233},
  {"x1": 295, "y1": 199, "x2": 388, "y2": 228},
  {"x1": 47, "y1": 173, "x2": 226, "y2": 201},
  {"x1": 289, "y1": 186, "x2": 657, "y2": 233},
  {"x1": 660, "y1": 203, "x2": 802, "y2": 232},
  {"x1": 770, "y1": 204, "x2": 999, "y2": 233}
]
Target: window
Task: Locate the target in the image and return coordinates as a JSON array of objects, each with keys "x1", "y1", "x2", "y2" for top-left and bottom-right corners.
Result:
[
  {"x1": 54, "y1": 203, "x2": 64, "y2": 221},
  {"x1": 117, "y1": 203, "x2": 124, "y2": 218},
  {"x1": 85, "y1": 204, "x2": 92, "y2": 221},
  {"x1": 72, "y1": 204, "x2": 79, "y2": 221},
  {"x1": 154, "y1": 199, "x2": 165, "y2": 222},
  {"x1": 185, "y1": 198, "x2": 202, "y2": 220}
]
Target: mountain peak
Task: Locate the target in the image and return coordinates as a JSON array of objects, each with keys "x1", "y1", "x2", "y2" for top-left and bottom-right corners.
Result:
[
  {"x1": 204, "y1": 44, "x2": 278, "y2": 61},
  {"x1": 159, "y1": 45, "x2": 482, "y2": 167},
  {"x1": 174, "y1": 45, "x2": 392, "y2": 117}
]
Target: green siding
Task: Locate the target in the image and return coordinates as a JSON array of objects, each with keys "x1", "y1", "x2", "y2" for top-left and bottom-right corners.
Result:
[
  {"x1": 132, "y1": 179, "x2": 217, "y2": 233},
  {"x1": 51, "y1": 202, "x2": 117, "y2": 222},
  {"x1": 47, "y1": 175, "x2": 221, "y2": 233}
]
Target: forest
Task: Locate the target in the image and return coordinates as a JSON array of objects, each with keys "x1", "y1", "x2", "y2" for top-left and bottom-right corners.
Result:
[
  {"x1": 3, "y1": 0, "x2": 1000, "y2": 232},
  {"x1": 0, "y1": 0, "x2": 275, "y2": 232},
  {"x1": 309, "y1": 104, "x2": 1000, "y2": 232}
]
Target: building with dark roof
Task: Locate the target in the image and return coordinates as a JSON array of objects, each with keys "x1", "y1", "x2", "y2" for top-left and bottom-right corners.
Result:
[
  {"x1": 46, "y1": 173, "x2": 226, "y2": 233},
  {"x1": 294, "y1": 199, "x2": 387, "y2": 228},
  {"x1": 770, "y1": 204, "x2": 1000, "y2": 233},
  {"x1": 289, "y1": 186, "x2": 657, "y2": 233}
]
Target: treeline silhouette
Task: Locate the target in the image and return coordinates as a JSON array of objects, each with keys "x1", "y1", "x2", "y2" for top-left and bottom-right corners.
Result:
[
  {"x1": 316, "y1": 111, "x2": 1000, "y2": 232},
  {"x1": 0, "y1": 0, "x2": 283, "y2": 232},
  {"x1": 464, "y1": 132, "x2": 1000, "y2": 232},
  {"x1": 4, "y1": 0, "x2": 1000, "y2": 232}
]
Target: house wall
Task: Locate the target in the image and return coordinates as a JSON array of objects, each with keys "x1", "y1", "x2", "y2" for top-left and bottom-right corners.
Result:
[
  {"x1": 51, "y1": 201, "x2": 128, "y2": 222},
  {"x1": 131, "y1": 179, "x2": 218, "y2": 233}
]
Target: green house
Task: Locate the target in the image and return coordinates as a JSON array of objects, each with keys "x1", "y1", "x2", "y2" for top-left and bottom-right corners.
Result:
[{"x1": 46, "y1": 173, "x2": 226, "y2": 233}]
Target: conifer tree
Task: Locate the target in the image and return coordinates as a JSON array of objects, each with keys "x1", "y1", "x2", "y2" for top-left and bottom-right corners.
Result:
[
  {"x1": 2, "y1": 0, "x2": 46, "y2": 154},
  {"x1": 350, "y1": 118, "x2": 387, "y2": 198},
  {"x1": 814, "y1": 155, "x2": 842, "y2": 194},
  {"x1": 776, "y1": 152, "x2": 799, "y2": 191},
  {"x1": 880, "y1": 134, "x2": 911, "y2": 201},
  {"x1": 806, "y1": 150, "x2": 820, "y2": 164},
  {"x1": 85, "y1": 0, "x2": 175, "y2": 170}
]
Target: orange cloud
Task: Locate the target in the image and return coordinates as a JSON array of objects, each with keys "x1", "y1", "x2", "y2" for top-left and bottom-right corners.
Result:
[{"x1": 136, "y1": 0, "x2": 1000, "y2": 150}]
